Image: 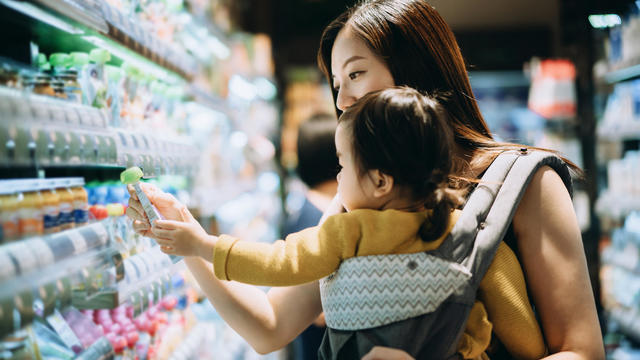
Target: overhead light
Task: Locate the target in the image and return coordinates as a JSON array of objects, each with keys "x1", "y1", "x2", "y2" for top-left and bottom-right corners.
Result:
[
  {"x1": 1, "y1": 0, "x2": 84, "y2": 34},
  {"x1": 588, "y1": 14, "x2": 622, "y2": 29}
]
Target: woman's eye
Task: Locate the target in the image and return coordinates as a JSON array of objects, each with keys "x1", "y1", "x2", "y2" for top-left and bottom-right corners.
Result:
[{"x1": 349, "y1": 71, "x2": 364, "y2": 80}]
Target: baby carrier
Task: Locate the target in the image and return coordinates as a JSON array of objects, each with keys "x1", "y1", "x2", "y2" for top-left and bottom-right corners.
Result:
[{"x1": 318, "y1": 149, "x2": 573, "y2": 360}]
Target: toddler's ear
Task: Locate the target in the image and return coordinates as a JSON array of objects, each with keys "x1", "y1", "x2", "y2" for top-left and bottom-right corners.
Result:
[{"x1": 370, "y1": 169, "x2": 394, "y2": 198}]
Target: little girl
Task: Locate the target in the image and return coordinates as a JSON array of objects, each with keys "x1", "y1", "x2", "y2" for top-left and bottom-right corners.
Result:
[{"x1": 138, "y1": 87, "x2": 546, "y2": 359}]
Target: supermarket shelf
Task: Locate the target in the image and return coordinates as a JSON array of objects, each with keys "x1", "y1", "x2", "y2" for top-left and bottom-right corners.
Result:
[
  {"x1": 73, "y1": 247, "x2": 182, "y2": 316},
  {"x1": 0, "y1": 0, "x2": 107, "y2": 34},
  {"x1": 597, "y1": 124, "x2": 640, "y2": 141},
  {"x1": 0, "y1": 221, "x2": 113, "y2": 339},
  {"x1": 3, "y1": 0, "x2": 198, "y2": 80},
  {"x1": 97, "y1": 1, "x2": 199, "y2": 79},
  {"x1": 0, "y1": 221, "x2": 111, "y2": 295},
  {"x1": 595, "y1": 191, "x2": 640, "y2": 220},
  {"x1": 34, "y1": 0, "x2": 109, "y2": 34},
  {"x1": 169, "y1": 322, "x2": 214, "y2": 359},
  {"x1": 0, "y1": 87, "x2": 199, "y2": 176},
  {"x1": 608, "y1": 307, "x2": 640, "y2": 343}
]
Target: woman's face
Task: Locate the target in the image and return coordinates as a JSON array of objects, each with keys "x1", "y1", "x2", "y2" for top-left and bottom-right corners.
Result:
[{"x1": 331, "y1": 28, "x2": 395, "y2": 111}]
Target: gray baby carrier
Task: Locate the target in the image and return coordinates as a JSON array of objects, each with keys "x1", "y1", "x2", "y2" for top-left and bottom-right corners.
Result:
[{"x1": 318, "y1": 150, "x2": 573, "y2": 360}]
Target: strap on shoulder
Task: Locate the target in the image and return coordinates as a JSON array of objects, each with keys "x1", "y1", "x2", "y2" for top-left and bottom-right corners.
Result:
[{"x1": 444, "y1": 150, "x2": 572, "y2": 284}]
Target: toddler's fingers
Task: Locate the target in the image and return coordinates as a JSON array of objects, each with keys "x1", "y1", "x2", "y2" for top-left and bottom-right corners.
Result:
[
  {"x1": 126, "y1": 184, "x2": 138, "y2": 200},
  {"x1": 126, "y1": 196, "x2": 145, "y2": 215},
  {"x1": 151, "y1": 227, "x2": 174, "y2": 239},
  {"x1": 125, "y1": 205, "x2": 147, "y2": 223},
  {"x1": 132, "y1": 220, "x2": 150, "y2": 234},
  {"x1": 154, "y1": 219, "x2": 183, "y2": 230},
  {"x1": 180, "y1": 207, "x2": 196, "y2": 223},
  {"x1": 155, "y1": 237, "x2": 174, "y2": 247}
]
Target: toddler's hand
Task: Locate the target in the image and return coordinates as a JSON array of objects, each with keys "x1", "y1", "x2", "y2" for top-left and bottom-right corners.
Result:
[
  {"x1": 125, "y1": 183, "x2": 189, "y2": 237},
  {"x1": 151, "y1": 207, "x2": 215, "y2": 258}
]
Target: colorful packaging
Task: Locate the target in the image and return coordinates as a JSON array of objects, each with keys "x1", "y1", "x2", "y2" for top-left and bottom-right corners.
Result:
[
  {"x1": 105, "y1": 65, "x2": 124, "y2": 127},
  {"x1": 17, "y1": 180, "x2": 45, "y2": 238},
  {"x1": 49, "y1": 53, "x2": 70, "y2": 100},
  {"x1": 41, "y1": 181, "x2": 61, "y2": 235},
  {"x1": 88, "y1": 49, "x2": 111, "y2": 109},
  {"x1": 55, "y1": 179, "x2": 75, "y2": 231},
  {"x1": 0, "y1": 181, "x2": 20, "y2": 242},
  {"x1": 70, "y1": 178, "x2": 89, "y2": 226}
]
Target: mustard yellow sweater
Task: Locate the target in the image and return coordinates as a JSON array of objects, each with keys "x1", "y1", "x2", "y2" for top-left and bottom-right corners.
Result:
[{"x1": 212, "y1": 209, "x2": 546, "y2": 359}]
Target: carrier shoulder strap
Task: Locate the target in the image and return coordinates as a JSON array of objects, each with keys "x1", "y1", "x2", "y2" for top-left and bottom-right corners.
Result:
[{"x1": 437, "y1": 149, "x2": 572, "y2": 285}]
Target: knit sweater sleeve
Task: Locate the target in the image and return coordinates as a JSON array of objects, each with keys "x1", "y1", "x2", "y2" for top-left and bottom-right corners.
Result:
[{"x1": 212, "y1": 213, "x2": 362, "y2": 286}]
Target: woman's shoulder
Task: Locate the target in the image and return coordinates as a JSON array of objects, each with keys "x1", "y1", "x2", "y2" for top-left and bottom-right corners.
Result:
[{"x1": 513, "y1": 164, "x2": 576, "y2": 236}]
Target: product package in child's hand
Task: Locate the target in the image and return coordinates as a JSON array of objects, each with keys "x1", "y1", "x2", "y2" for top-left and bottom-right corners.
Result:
[{"x1": 120, "y1": 167, "x2": 182, "y2": 263}]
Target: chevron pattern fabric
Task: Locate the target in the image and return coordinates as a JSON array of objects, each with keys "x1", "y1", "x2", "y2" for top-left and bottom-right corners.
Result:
[{"x1": 320, "y1": 253, "x2": 472, "y2": 330}]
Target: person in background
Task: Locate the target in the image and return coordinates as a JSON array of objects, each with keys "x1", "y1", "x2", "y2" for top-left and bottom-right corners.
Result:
[{"x1": 285, "y1": 113, "x2": 339, "y2": 360}]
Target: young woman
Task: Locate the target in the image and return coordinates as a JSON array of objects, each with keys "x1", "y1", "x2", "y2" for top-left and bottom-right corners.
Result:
[{"x1": 126, "y1": 1, "x2": 604, "y2": 358}]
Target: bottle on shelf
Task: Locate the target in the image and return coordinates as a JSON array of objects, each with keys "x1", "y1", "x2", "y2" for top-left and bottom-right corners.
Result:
[
  {"x1": 17, "y1": 179, "x2": 45, "y2": 239},
  {"x1": 0, "y1": 180, "x2": 20, "y2": 243},
  {"x1": 55, "y1": 179, "x2": 76, "y2": 231},
  {"x1": 69, "y1": 178, "x2": 89, "y2": 228},
  {"x1": 41, "y1": 180, "x2": 61, "y2": 235}
]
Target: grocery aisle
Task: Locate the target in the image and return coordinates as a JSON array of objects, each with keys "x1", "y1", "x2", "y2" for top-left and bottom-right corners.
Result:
[
  {"x1": 592, "y1": 4, "x2": 640, "y2": 358},
  {"x1": 0, "y1": 0, "x2": 281, "y2": 358},
  {"x1": 1, "y1": 0, "x2": 640, "y2": 359}
]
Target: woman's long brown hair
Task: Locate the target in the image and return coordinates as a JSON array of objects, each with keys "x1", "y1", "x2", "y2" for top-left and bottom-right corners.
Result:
[{"x1": 318, "y1": 0, "x2": 582, "y2": 180}]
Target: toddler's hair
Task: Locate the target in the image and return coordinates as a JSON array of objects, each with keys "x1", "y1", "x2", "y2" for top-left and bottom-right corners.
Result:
[{"x1": 339, "y1": 86, "x2": 465, "y2": 241}]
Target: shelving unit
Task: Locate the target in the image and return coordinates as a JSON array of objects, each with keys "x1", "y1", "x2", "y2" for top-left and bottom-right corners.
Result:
[
  {"x1": 592, "y1": 6, "x2": 640, "y2": 351},
  {"x1": 0, "y1": 0, "x2": 281, "y2": 357}
]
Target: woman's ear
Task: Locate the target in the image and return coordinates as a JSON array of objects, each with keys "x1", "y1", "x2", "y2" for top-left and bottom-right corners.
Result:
[{"x1": 369, "y1": 169, "x2": 394, "y2": 198}]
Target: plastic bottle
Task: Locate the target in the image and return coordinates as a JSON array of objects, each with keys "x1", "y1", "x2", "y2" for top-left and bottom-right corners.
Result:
[
  {"x1": 64, "y1": 52, "x2": 88, "y2": 104},
  {"x1": 105, "y1": 65, "x2": 123, "y2": 127},
  {"x1": 17, "y1": 180, "x2": 45, "y2": 238},
  {"x1": 88, "y1": 49, "x2": 111, "y2": 108},
  {"x1": 49, "y1": 53, "x2": 70, "y2": 99},
  {"x1": 56, "y1": 179, "x2": 75, "y2": 231},
  {"x1": 70, "y1": 178, "x2": 89, "y2": 227},
  {"x1": 0, "y1": 181, "x2": 20, "y2": 242},
  {"x1": 41, "y1": 180, "x2": 61, "y2": 235}
]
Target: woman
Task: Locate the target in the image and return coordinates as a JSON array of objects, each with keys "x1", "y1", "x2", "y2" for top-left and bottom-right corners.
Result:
[{"x1": 127, "y1": 0, "x2": 604, "y2": 358}]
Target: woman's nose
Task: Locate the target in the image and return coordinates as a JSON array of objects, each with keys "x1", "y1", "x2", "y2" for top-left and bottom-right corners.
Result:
[{"x1": 336, "y1": 88, "x2": 356, "y2": 111}]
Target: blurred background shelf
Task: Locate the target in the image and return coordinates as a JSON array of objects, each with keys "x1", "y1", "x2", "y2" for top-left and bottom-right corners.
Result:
[{"x1": 604, "y1": 61, "x2": 640, "y2": 84}]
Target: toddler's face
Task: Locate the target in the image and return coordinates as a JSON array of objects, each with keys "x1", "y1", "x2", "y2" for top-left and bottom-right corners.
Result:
[{"x1": 335, "y1": 123, "x2": 378, "y2": 211}]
